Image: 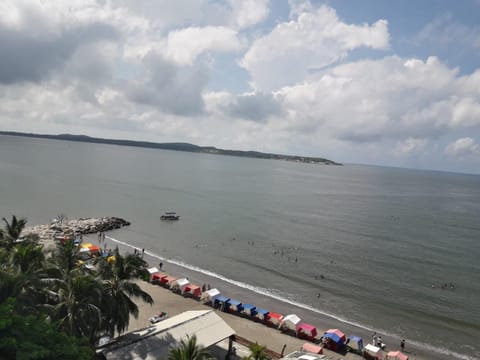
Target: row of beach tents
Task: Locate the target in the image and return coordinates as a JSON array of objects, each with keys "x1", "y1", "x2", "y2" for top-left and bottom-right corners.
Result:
[{"x1": 147, "y1": 267, "x2": 408, "y2": 360}]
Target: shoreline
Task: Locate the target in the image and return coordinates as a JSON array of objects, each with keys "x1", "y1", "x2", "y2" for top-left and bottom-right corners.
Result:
[{"x1": 90, "y1": 232, "x2": 470, "y2": 360}]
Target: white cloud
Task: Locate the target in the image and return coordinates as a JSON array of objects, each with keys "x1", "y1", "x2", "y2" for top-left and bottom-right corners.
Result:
[
  {"x1": 414, "y1": 14, "x2": 480, "y2": 50},
  {"x1": 276, "y1": 56, "x2": 480, "y2": 144},
  {"x1": 1, "y1": 0, "x2": 480, "y2": 173},
  {"x1": 228, "y1": 0, "x2": 270, "y2": 29},
  {"x1": 445, "y1": 137, "x2": 480, "y2": 157},
  {"x1": 393, "y1": 138, "x2": 428, "y2": 156},
  {"x1": 241, "y1": 4, "x2": 390, "y2": 90},
  {"x1": 164, "y1": 26, "x2": 243, "y2": 66}
]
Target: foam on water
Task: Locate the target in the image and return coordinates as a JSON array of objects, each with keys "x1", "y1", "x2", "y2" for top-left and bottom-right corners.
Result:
[{"x1": 105, "y1": 235, "x2": 477, "y2": 360}]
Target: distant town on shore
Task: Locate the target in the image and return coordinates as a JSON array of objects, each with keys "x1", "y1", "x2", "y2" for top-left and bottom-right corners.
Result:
[{"x1": 0, "y1": 131, "x2": 342, "y2": 166}]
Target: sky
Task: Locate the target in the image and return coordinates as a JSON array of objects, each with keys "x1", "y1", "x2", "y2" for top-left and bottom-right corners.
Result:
[{"x1": 1, "y1": 0, "x2": 480, "y2": 174}]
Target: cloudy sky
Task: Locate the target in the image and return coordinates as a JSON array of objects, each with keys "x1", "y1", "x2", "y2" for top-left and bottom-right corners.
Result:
[{"x1": 1, "y1": 0, "x2": 480, "y2": 173}]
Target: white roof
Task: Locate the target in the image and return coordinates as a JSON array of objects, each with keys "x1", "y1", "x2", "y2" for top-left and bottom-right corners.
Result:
[
  {"x1": 282, "y1": 314, "x2": 301, "y2": 325},
  {"x1": 365, "y1": 344, "x2": 381, "y2": 354},
  {"x1": 173, "y1": 278, "x2": 190, "y2": 287},
  {"x1": 102, "y1": 310, "x2": 235, "y2": 360},
  {"x1": 147, "y1": 267, "x2": 159, "y2": 274},
  {"x1": 200, "y1": 288, "x2": 220, "y2": 300},
  {"x1": 281, "y1": 351, "x2": 326, "y2": 360}
]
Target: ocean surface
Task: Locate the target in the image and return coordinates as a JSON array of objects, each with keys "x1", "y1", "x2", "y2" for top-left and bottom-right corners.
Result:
[{"x1": 1, "y1": 135, "x2": 479, "y2": 359}]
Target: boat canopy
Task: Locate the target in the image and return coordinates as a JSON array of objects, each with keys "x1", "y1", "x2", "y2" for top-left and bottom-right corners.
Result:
[
  {"x1": 302, "y1": 343, "x2": 323, "y2": 354},
  {"x1": 386, "y1": 351, "x2": 408, "y2": 360},
  {"x1": 297, "y1": 323, "x2": 317, "y2": 337}
]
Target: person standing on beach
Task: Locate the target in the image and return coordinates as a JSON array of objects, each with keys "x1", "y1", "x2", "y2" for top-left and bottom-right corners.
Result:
[{"x1": 401, "y1": 339, "x2": 405, "y2": 352}]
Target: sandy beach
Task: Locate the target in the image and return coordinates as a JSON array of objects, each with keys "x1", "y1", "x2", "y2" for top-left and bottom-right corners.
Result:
[{"x1": 89, "y1": 233, "x2": 456, "y2": 360}]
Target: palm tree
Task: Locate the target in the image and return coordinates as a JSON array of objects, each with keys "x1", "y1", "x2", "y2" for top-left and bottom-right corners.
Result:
[
  {"x1": 43, "y1": 240, "x2": 103, "y2": 343},
  {"x1": 1, "y1": 215, "x2": 27, "y2": 250},
  {"x1": 0, "y1": 226, "x2": 46, "y2": 311},
  {"x1": 167, "y1": 335, "x2": 214, "y2": 360},
  {"x1": 96, "y1": 247, "x2": 153, "y2": 337},
  {"x1": 244, "y1": 343, "x2": 271, "y2": 360}
]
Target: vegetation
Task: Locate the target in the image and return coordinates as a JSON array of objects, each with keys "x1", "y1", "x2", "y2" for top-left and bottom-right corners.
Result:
[
  {"x1": 0, "y1": 215, "x2": 154, "y2": 358},
  {"x1": 167, "y1": 335, "x2": 214, "y2": 360},
  {"x1": 0, "y1": 130, "x2": 342, "y2": 165},
  {"x1": 243, "y1": 342, "x2": 271, "y2": 360}
]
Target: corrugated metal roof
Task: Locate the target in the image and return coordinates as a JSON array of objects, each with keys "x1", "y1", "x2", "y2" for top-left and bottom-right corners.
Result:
[{"x1": 102, "y1": 310, "x2": 235, "y2": 360}]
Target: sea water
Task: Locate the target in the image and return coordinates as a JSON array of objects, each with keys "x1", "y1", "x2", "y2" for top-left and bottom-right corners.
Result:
[{"x1": 1, "y1": 135, "x2": 479, "y2": 359}]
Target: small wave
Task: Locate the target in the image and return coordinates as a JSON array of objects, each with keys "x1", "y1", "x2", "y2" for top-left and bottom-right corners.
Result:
[{"x1": 105, "y1": 235, "x2": 476, "y2": 360}]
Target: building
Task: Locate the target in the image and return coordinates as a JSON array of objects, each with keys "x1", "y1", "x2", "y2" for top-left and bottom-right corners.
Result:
[{"x1": 99, "y1": 310, "x2": 236, "y2": 359}]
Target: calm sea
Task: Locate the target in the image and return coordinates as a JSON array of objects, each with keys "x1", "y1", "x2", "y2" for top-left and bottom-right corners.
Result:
[{"x1": 1, "y1": 135, "x2": 479, "y2": 359}]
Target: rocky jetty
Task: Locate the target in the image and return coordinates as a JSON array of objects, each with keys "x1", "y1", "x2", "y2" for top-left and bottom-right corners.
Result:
[{"x1": 22, "y1": 217, "x2": 130, "y2": 248}]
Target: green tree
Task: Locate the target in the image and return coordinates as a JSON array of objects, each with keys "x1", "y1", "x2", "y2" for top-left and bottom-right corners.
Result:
[
  {"x1": 43, "y1": 240, "x2": 103, "y2": 342},
  {"x1": 167, "y1": 335, "x2": 214, "y2": 360},
  {"x1": 244, "y1": 343, "x2": 271, "y2": 360},
  {"x1": 96, "y1": 247, "x2": 153, "y2": 337},
  {"x1": 1, "y1": 215, "x2": 27, "y2": 250},
  {"x1": 0, "y1": 298, "x2": 93, "y2": 360}
]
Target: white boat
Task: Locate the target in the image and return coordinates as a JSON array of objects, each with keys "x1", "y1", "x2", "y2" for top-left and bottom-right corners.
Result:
[{"x1": 160, "y1": 212, "x2": 180, "y2": 221}]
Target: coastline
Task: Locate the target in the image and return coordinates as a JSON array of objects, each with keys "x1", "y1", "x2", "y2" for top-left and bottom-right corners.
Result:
[{"x1": 90, "y1": 232, "x2": 468, "y2": 360}]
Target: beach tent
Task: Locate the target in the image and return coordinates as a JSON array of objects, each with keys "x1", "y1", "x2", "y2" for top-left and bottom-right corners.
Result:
[
  {"x1": 325, "y1": 329, "x2": 346, "y2": 343},
  {"x1": 254, "y1": 308, "x2": 269, "y2": 321},
  {"x1": 302, "y1": 342, "x2": 323, "y2": 354},
  {"x1": 296, "y1": 323, "x2": 317, "y2": 341},
  {"x1": 226, "y1": 299, "x2": 243, "y2": 313},
  {"x1": 323, "y1": 330, "x2": 346, "y2": 352},
  {"x1": 279, "y1": 314, "x2": 302, "y2": 331},
  {"x1": 363, "y1": 344, "x2": 382, "y2": 360},
  {"x1": 241, "y1": 304, "x2": 257, "y2": 317},
  {"x1": 214, "y1": 295, "x2": 230, "y2": 311},
  {"x1": 79, "y1": 247, "x2": 93, "y2": 260},
  {"x1": 89, "y1": 245, "x2": 100, "y2": 254},
  {"x1": 386, "y1": 351, "x2": 408, "y2": 360},
  {"x1": 151, "y1": 272, "x2": 166, "y2": 284},
  {"x1": 183, "y1": 284, "x2": 201, "y2": 298},
  {"x1": 171, "y1": 278, "x2": 190, "y2": 293},
  {"x1": 347, "y1": 335, "x2": 363, "y2": 353},
  {"x1": 200, "y1": 288, "x2": 220, "y2": 304},
  {"x1": 160, "y1": 276, "x2": 176, "y2": 288},
  {"x1": 147, "y1": 267, "x2": 159, "y2": 274},
  {"x1": 147, "y1": 267, "x2": 163, "y2": 283},
  {"x1": 265, "y1": 312, "x2": 283, "y2": 327}
]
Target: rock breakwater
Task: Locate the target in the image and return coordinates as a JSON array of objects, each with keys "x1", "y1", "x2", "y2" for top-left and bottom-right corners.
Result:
[{"x1": 22, "y1": 217, "x2": 130, "y2": 248}]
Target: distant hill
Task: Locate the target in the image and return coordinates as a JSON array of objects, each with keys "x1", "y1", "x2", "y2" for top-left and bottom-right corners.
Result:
[{"x1": 0, "y1": 131, "x2": 342, "y2": 165}]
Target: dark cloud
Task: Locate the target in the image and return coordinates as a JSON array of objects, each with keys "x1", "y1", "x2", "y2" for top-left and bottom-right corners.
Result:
[
  {"x1": 0, "y1": 22, "x2": 118, "y2": 84},
  {"x1": 224, "y1": 92, "x2": 282, "y2": 122},
  {"x1": 127, "y1": 54, "x2": 208, "y2": 116}
]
